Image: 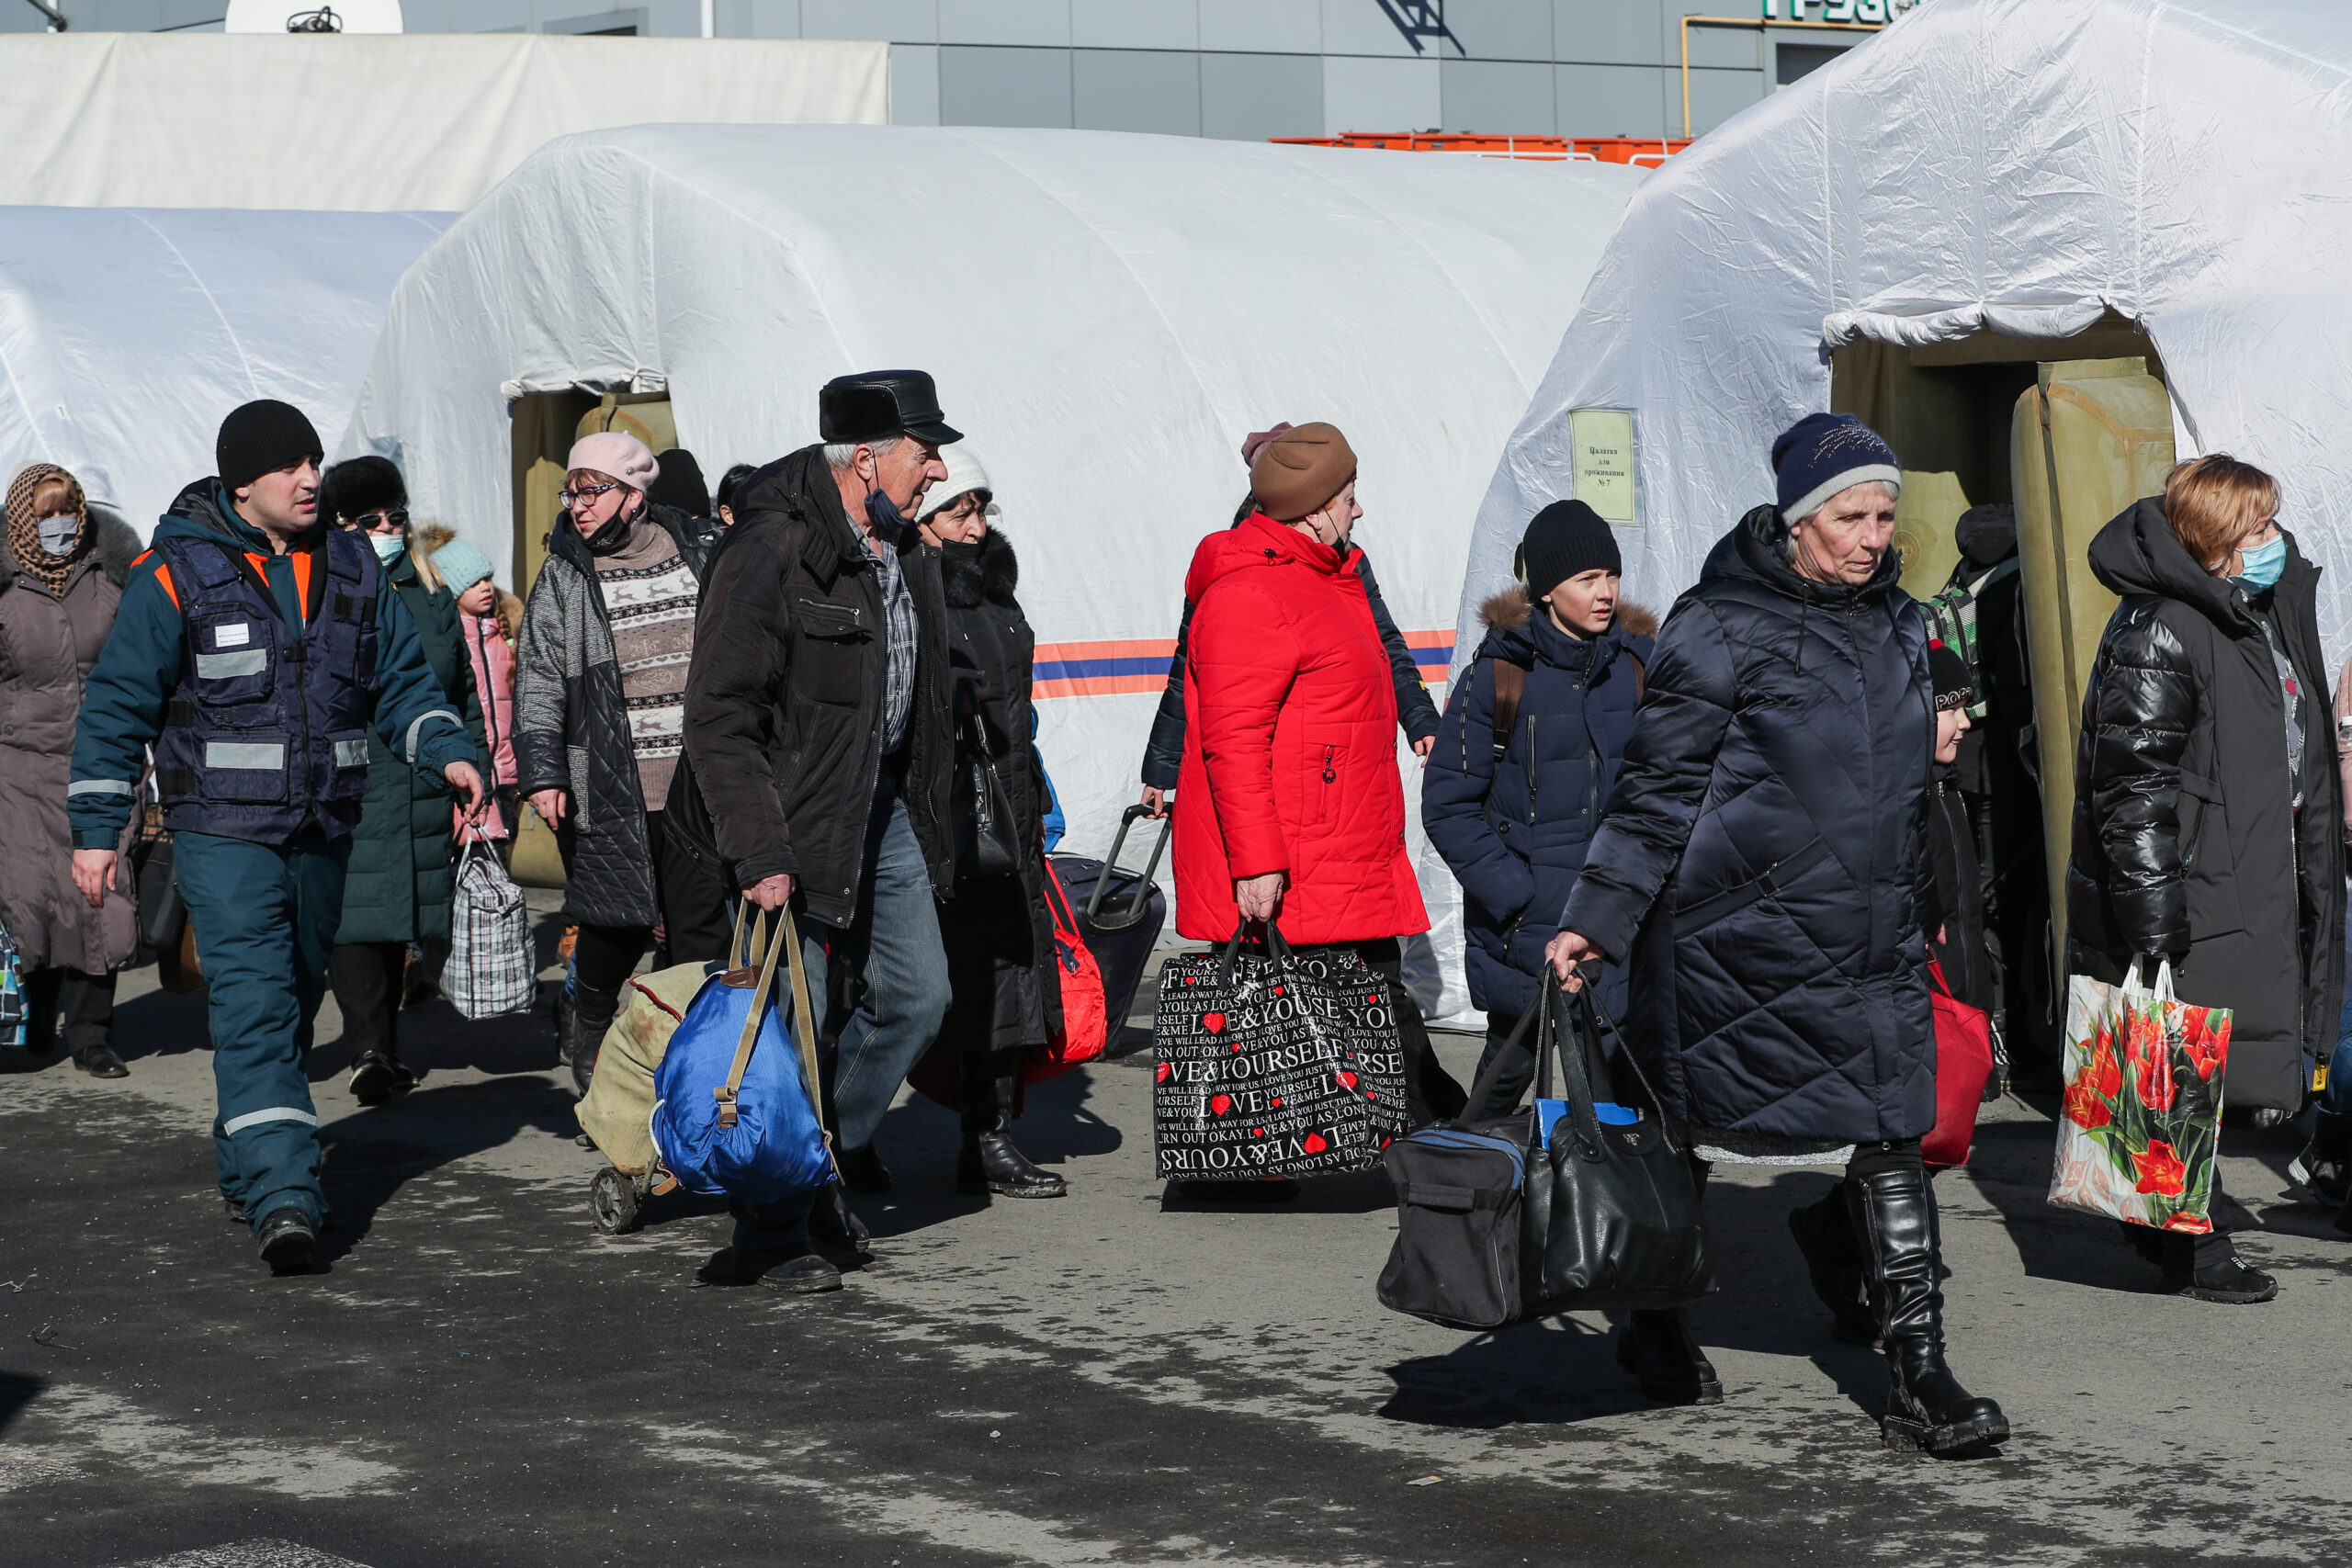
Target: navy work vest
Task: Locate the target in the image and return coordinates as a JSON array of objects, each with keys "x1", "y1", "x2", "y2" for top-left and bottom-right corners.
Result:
[{"x1": 151, "y1": 528, "x2": 381, "y2": 844}]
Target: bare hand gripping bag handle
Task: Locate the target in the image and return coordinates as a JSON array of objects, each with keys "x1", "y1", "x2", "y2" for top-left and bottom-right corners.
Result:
[
  {"x1": 1152, "y1": 921, "x2": 1411, "y2": 1181},
  {"x1": 651, "y1": 903, "x2": 835, "y2": 1203},
  {"x1": 1377, "y1": 984, "x2": 1715, "y2": 1330}
]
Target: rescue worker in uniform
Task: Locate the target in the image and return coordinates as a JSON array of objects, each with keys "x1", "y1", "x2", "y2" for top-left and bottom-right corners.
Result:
[{"x1": 68, "y1": 400, "x2": 485, "y2": 1276}]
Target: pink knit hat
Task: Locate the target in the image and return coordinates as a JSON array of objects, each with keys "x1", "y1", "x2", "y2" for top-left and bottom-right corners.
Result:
[{"x1": 567, "y1": 431, "x2": 660, "y2": 492}]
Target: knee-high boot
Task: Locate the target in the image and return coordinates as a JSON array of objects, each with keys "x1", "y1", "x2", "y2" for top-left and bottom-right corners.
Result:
[
  {"x1": 1849, "y1": 1166, "x2": 2009, "y2": 1452},
  {"x1": 957, "y1": 1049, "x2": 1067, "y2": 1199}
]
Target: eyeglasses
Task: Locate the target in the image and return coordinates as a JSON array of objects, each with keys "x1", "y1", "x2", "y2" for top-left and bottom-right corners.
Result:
[
  {"x1": 560, "y1": 479, "x2": 623, "y2": 509},
  {"x1": 350, "y1": 508, "x2": 409, "y2": 533}
]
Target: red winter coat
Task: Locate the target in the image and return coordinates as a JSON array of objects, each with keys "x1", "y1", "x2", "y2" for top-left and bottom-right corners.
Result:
[{"x1": 1172, "y1": 511, "x2": 1428, "y2": 944}]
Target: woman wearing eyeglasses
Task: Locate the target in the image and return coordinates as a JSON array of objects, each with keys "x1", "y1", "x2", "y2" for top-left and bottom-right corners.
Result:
[
  {"x1": 2067, "y1": 454, "x2": 2343, "y2": 1303},
  {"x1": 514, "y1": 433, "x2": 720, "y2": 1095},
  {"x1": 318, "y1": 457, "x2": 488, "y2": 1104}
]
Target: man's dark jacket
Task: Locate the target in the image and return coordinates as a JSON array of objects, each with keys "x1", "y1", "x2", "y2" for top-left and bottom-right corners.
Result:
[
  {"x1": 1561, "y1": 505, "x2": 1937, "y2": 1146},
  {"x1": 2065, "y1": 498, "x2": 2343, "y2": 1112},
  {"x1": 684, "y1": 446, "x2": 954, "y2": 928}
]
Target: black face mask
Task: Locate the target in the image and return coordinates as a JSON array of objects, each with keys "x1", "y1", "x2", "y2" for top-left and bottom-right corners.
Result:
[{"x1": 581, "y1": 497, "x2": 639, "y2": 557}]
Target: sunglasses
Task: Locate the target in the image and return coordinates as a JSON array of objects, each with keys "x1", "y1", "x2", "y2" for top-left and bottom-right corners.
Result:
[{"x1": 348, "y1": 508, "x2": 410, "y2": 533}]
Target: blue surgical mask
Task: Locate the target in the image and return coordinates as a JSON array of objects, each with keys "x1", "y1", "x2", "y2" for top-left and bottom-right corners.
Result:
[
  {"x1": 865, "y1": 481, "x2": 909, "y2": 546},
  {"x1": 368, "y1": 531, "x2": 406, "y2": 564},
  {"x1": 36, "y1": 513, "x2": 79, "y2": 556},
  {"x1": 2233, "y1": 535, "x2": 2286, "y2": 592}
]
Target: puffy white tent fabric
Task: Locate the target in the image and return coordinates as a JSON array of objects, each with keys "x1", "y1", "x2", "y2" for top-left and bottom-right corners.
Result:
[
  {"x1": 1464, "y1": 0, "x2": 2352, "y2": 671},
  {"x1": 0, "y1": 206, "x2": 449, "y2": 534},
  {"x1": 342, "y1": 123, "x2": 1643, "y2": 1018},
  {"x1": 1, "y1": 34, "x2": 887, "y2": 212}
]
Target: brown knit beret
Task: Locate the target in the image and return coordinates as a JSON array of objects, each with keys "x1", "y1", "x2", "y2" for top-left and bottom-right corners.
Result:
[{"x1": 1248, "y1": 422, "x2": 1358, "y2": 521}]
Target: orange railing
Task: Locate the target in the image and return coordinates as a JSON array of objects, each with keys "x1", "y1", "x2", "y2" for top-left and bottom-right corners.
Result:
[{"x1": 1270, "y1": 133, "x2": 1690, "y2": 167}]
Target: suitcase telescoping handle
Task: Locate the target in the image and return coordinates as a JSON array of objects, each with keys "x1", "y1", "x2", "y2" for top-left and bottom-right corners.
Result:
[{"x1": 1086, "y1": 803, "x2": 1171, "y2": 933}]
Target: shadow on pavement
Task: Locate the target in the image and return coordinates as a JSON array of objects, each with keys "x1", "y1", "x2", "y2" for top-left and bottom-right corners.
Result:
[
  {"x1": 312, "y1": 1077, "x2": 580, "y2": 1266},
  {"x1": 0, "y1": 1371, "x2": 43, "y2": 1437},
  {"x1": 107, "y1": 981, "x2": 213, "y2": 1065}
]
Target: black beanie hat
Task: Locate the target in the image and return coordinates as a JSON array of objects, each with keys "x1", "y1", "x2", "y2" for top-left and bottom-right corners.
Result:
[
  {"x1": 1515, "y1": 499, "x2": 1623, "y2": 597},
  {"x1": 217, "y1": 399, "x2": 324, "y2": 491},
  {"x1": 318, "y1": 455, "x2": 406, "y2": 525},
  {"x1": 1928, "y1": 639, "x2": 1976, "y2": 712},
  {"x1": 646, "y1": 447, "x2": 711, "y2": 517}
]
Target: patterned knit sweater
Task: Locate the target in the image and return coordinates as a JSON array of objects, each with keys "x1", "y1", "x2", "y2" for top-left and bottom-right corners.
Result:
[{"x1": 591, "y1": 520, "x2": 699, "y2": 811}]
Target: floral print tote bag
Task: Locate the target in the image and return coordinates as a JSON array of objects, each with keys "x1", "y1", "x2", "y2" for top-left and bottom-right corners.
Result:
[{"x1": 2047, "y1": 960, "x2": 2231, "y2": 1234}]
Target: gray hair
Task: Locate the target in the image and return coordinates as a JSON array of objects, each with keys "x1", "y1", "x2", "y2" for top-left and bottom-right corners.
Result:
[{"x1": 822, "y1": 435, "x2": 905, "y2": 473}]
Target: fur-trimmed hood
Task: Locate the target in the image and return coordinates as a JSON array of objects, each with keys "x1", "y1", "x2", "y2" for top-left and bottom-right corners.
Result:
[
  {"x1": 1477, "y1": 581, "x2": 1657, "y2": 638},
  {"x1": 413, "y1": 521, "x2": 526, "y2": 641},
  {"x1": 0, "y1": 504, "x2": 142, "y2": 595},
  {"x1": 940, "y1": 527, "x2": 1020, "y2": 609}
]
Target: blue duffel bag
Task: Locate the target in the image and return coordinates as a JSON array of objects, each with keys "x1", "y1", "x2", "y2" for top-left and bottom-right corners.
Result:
[{"x1": 651, "y1": 906, "x2": 834, "y2": 1203}]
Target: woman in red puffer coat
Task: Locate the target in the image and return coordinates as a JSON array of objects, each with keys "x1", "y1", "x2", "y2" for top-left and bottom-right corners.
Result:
[{"x1": 1173, "y1": 423, "x2": 1464, "y2": 1183}]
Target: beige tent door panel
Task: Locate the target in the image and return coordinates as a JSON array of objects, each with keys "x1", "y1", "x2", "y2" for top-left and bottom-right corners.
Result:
[{"x1": 2009, "y1": 356, "x2": 2177, "y2": 959}]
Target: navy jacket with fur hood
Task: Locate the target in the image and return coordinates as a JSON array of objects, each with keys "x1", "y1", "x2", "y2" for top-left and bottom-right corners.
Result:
[
  {"x1": 1561, "y1": 505, "x2": 1937, "y2": 1147},
  {"x1": 1423, "y1": 585, "x2": 1654, "y2": 1020}
]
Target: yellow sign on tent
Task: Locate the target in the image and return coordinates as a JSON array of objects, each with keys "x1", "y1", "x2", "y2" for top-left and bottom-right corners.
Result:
[{"x1": 1570, "y1": 408, "x2": 1640, "y2": 526}]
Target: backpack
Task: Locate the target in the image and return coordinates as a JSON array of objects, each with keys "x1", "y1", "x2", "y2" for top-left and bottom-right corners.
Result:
[
  {"x1": 1920, "y1": 557, "x2": 2018, "y2": 722},
  {"x1": 1481, "y1": 646, "x2": 1645, "y2": 806}
]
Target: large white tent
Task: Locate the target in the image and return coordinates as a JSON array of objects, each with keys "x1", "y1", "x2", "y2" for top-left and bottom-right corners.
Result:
[
  {"x1": 0, "y1": 206, "x2": 449, "y2": 533},
  {"x1": 343, "y1": 123, "x2": 1644, "y2": 1018},
  {"x1": 1, "y1": 32, "x2": 887, "y2": 212},
  {"x1": 1462, "y1": 0, "x2": 2352, "y2": 667}
]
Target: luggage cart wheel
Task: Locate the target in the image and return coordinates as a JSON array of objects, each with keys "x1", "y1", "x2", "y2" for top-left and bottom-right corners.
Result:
[{"x1": 590, "y1": 1166, "x2": 641, "y2": 1235}]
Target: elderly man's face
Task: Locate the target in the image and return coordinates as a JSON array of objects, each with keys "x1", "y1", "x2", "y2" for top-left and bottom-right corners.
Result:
[
  {"x1": 1790, "y1": 482, "x2": 1897, "y2": 586},
  {"x1": 874, "y1": 438, "x2": 947, "y2": 515}
]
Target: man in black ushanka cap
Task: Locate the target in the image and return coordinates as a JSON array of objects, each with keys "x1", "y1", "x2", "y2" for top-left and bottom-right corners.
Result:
[{"x1": 684, "y1": 372, "x2": 961, "y2": 1293}]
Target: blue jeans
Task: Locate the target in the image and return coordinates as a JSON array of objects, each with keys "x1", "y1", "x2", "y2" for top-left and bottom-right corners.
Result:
[
  {"x1": 176, "y1": 828, "x2": 349, "y2": 1234},
  {"x1": 730, "y1": 787, "x2": 949, "y2": 1253},
  {"x1": 2323, "y1": 995, "x2": 2352, "y2": 1126}
]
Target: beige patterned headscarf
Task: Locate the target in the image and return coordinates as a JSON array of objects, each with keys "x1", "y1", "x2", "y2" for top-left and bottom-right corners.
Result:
[{"x1": 6, "y1": 462, "x2": 90, "y2": 597}]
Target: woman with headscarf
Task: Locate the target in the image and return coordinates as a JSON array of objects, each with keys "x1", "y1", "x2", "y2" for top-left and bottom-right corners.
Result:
[{"x1": 0, "y1": 464, "x2": 144, "y2": 1076}]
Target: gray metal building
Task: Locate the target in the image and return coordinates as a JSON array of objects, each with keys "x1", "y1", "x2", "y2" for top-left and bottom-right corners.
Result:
[{"x1": 6, "y1": 1, "x2": 1888, "y2": 140}]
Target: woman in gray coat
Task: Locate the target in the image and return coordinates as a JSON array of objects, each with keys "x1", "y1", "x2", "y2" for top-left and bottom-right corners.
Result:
[{"x1": 1, "y1": 464, "x2": 141, "y2": 1076}]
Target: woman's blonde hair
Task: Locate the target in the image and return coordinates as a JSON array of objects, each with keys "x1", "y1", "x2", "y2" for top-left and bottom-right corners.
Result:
[{"x1": 2165, "y1": 454, "x2": 2279, "y2": 572}]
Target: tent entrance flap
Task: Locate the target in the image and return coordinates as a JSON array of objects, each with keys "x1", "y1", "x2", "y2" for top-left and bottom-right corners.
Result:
[{"x1": 2011, "y1": 355, "x2": 2177, "y2": 975}]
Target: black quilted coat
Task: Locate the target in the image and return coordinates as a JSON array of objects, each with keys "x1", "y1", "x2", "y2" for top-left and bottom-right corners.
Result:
[
  {"x1": 514, "y1": 502, "x2": 713, "y2": 928},
  {"x1": 1561, "y1": 505, "x2": 1938, "y2": 1145},
  {"x1": 2064, "y1": 499, "x2": 2343, "y2": 1112}
]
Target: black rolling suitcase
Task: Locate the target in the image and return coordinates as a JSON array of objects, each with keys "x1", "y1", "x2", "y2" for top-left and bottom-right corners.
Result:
[{"x1": 1049, "y1": 806, "x2": 1170, "y2": 1046}]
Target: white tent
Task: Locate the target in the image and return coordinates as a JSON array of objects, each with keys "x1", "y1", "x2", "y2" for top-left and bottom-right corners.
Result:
[
  {"x1": 0, "y1": 206, "x2": 449, "y2": 533},
  {"x1": 1464, "y1": 0, "x2": 2352, "y2": 668},
  {"x1": 342, "y1": 123, "x2": 1644, "y2": 1018},
  {"x1": 1, "y1": 33, "x2": 887, "y2": 211}
]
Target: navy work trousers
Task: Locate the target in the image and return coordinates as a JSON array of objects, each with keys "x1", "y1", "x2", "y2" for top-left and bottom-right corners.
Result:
[{"x1": 175, "y1": 828, "x2": 348, "y2": 1235}]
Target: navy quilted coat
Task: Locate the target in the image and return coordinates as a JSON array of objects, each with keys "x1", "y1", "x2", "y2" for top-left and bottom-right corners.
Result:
[
  {"x1": 1561, "y1": 506, "x2": 1938, "y2": 1145},
  {"x1": 1422, "y1": 585, "x2": 1654, "y2": 1020}
]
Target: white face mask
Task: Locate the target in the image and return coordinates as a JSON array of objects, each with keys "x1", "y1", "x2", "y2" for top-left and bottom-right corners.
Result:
[
  {"x1": 368, "y1": 531, "x2": 406, "y2": 564},
  {"x1": 37, "y1": 513, "x2": 79, "y2": 556}
]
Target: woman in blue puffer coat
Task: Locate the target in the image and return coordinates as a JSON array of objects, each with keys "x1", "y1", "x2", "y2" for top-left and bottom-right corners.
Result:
[
  {"x1": 1423, "y1": 500, "x2": 1653, "y2": 1114},
  {"x1": 1550, "y1": 414, "x2": 2008, "y2": 1458}
]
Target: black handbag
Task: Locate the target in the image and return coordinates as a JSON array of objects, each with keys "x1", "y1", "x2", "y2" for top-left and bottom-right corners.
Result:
[
  {"x1": 953, "y1": 710, "x2": 1021, "y2": 880},
  {"x1": 1377, "y1": 984, "x2": 1713, "y2": 1328}
]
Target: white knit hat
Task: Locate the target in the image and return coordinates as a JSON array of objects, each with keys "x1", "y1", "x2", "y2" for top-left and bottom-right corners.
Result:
[{"x1": 915, "y1": 444, "x2": 997, "y2": 524}]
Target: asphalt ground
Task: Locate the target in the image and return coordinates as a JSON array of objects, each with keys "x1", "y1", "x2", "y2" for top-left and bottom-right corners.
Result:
[{"x1": 4, "y1": 903, "x2": 2350, "y2": 1568}]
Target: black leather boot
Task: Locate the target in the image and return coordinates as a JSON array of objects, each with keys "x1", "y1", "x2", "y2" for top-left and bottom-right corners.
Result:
[
  {"x1": 957, "y1": 1050, "x2": 1066, "y2": 1199},
  {"x1": 1849, "y1": 1167, "x2": 2008, "y2": 1452},
  {"x1": 566, "y1": 994, "x2": 616, "y2": 1100},
  {"x1": 1787, "y1": 1186, "x2": 1878, "y2": 1346},
  {"x1": 1613, "y1": 1308, "x2": 1723, "y2": 1405}
]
